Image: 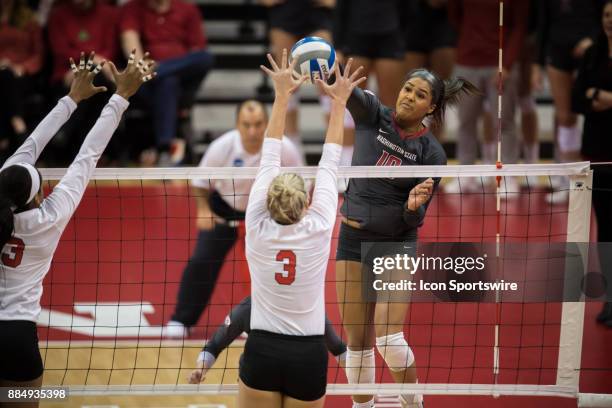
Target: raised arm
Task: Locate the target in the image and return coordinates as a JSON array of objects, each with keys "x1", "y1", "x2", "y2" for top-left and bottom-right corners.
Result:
[
  {"x1": 245, "y1": 49, "x2": 307, "y2": 229},
  {"x1": 309, "y1": 59, "x2": 365, "y2": 225},
  {"x1": 44, "y1": 51, "x2": 155, "y2": 229},
  {"x1": 2, "y1": 52, "x2": 108, "y2": 170}
]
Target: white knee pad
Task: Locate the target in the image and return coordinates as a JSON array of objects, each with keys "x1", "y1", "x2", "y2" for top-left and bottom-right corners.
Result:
[
  {"x1": 352, "y1": 399, "x2": 375, "y2": 408},
  {"x1": 346, "y1": 348, "x2": 375, "y2": 384},
  {"x1": 519, "y1": 95, "x2": 536, "y2": 114},
  {"x1": 557, "y1": 125, "x2": 581, "y2": 153},
  {"x1": 287, "y1": 92, "x2": 300, "y2": 112},
  {"x1": 376, "y1": 332, "x2": 415, "y2": 372}
]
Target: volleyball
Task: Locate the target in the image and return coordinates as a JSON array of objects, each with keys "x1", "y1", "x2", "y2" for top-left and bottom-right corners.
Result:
[{"x1": 290, "y1": 36, "x2": 336, "y2": 83}]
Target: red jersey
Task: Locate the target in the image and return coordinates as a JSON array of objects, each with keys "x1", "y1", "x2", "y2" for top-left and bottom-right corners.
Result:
[
  {"x1": 48, "y1": 2, "x2": 119, "y2": 82},
  {"x1": 119, "y1": 0, "x2": 206, "y2": 61},
  {"x1": 448, "y1": 0, "x2": 528, "y2": 69},
  {"x1": 0, "y1": 20, "x2": 43, "y2": 74}
]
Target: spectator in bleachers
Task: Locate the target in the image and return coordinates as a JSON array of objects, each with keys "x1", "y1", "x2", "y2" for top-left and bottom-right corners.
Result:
[
  {"x1": 571, "y1": 0, "x2": 612, "y2": 327},
  {"x1": 119, "y1": 0, "x2": 214, "y2": 166},
  {"x1": 537, "y1": 0, "x2": 601, "y2": 203},
  {"x1": 334, "y1": 0, "x2": 404, "y2": 107},
  {"x1": 47, "y1": 0, "x2": 119, "y2": 164},
  {"x1": 446, "y1": 0, "x2": 528, "y2": 197},
  {"x1": 0, "y1": 0, "x2": 43, "y2": 161}
]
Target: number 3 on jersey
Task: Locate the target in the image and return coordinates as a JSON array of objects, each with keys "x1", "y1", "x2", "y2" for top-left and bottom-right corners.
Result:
[
  {"x1": 275, "y1": 250, "x2": 296, "y2": 285},
  {"x1": 1, "y1": 237, "x2": 25, "y2": 268}
]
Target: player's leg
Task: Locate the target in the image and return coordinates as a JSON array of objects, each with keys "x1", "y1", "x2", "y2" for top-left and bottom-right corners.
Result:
[
  {"x1": 372, "y1": 31, "x2": 405, "y2": 107},
  {"x1": 168, "y1": 224, "x2": 238, "y2": 334},
  {"x1": 336, "y1": 259, "x2": 376, "y2": 406},
  {"x1": 430, "y1": 47, "x2": 455, "y2": 80},
  {"x1": 404, "y1": 52, "x2": 427, "y2": 74},
  {"x1": 0, "y1": 321, "x2": 44, "y2": 408},
  {"x1": 0, "y1": 377, "x2": 43, "y2": 408},
  {"x1": 237, "y1": 380, "x2": 282, "y2": 408},
  {"x1": 283, "y1": 395, "x2": 326, "y2": 408}
]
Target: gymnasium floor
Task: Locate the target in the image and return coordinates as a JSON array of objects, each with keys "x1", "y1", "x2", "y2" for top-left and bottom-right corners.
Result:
[{"x1": 37, "y1": 181, "x2": 612, "y2": 407}]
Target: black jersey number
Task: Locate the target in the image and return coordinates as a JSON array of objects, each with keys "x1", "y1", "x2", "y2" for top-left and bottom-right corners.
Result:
[
  {"x1": 376, "y1": 151, "x2": 402, "y2": 166},
  {"x1": 275, "y1": 250, "x2": 296, "y2": 285},
  {"x1": 2, "y1": 237, "x2": 25, "y2": 268}
]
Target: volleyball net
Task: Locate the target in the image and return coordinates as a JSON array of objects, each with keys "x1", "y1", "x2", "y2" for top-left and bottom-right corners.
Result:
[{"x1": 34, "y1": 162, "x2": 612, "y2": 406}]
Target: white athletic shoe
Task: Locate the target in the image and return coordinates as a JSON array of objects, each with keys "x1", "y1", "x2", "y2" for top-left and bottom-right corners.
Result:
[{"x1": 162, "y1": 320, "x2": 189, "y2": 339}]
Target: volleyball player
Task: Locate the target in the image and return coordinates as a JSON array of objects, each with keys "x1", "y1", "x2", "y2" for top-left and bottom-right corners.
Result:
[
  {"x1": 187, "y1": 295, "x2": 347, "y2": 384},
  {"x1": 335, "y1": 69, "x2": 478, "y2": 408},
  {"x1": 0, "y1": 50, "x2": 154, "y2": 407},
  {"x1": 164, "y1": 100, "x2": 302, "y2": 338},
  {"x1": 237, "y1": 50, "x2": 364, "y2": 408}
]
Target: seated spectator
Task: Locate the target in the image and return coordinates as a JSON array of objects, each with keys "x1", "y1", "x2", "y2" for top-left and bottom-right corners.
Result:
[
  {"x1": 47, "y1": 0, "x2": 119, "y2": 164},
  {"x1": 0, "y1": 0, "x2": 43, "y2": 162},
  {"x1": 119, "y1": 0, "x2": 214, "y2": 166}
]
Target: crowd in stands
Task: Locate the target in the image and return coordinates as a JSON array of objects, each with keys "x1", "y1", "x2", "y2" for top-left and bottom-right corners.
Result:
[{"x1": 0, "y1": 0, "x2": 609, "y2": 188}]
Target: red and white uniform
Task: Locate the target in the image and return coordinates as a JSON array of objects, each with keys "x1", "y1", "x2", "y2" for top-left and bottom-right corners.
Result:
[
  {"x1": 245, "y1": 138, "x2": 341, "y2": 336},
  {"x1": 192, "y1": 130, "x2": 303, "y2": 212},
  {"x1": 0, "y1": 95, "x2": 129, "y2": 322}
]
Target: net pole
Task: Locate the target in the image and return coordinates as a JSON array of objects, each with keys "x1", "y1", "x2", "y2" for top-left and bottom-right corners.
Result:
[{"x1": 493, "y1": 0, "x2": 505, "y2": 384}]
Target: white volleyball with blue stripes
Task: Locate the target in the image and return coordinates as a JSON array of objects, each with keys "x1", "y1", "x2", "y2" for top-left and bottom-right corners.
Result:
[{"x1": 290, "y1": 36, "x2": 336, "y2": 83}]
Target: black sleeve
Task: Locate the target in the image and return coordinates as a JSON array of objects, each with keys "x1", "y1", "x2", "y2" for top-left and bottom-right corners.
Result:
[
  {"x1": 324, "y1": 317, "x2": 347, "y2": 357},
  {"x1": 403, "y1": 141, "x2": 447, "y2": 229},
  {"x1": 571, "y1": 46, "x2": 594, "y2": 115},
  {"x1": 203, "y1": 297, "x2": 251, "y2": 358},
  {"x1": 346, "y1": 87, "x2": 381, "y2": 127}
]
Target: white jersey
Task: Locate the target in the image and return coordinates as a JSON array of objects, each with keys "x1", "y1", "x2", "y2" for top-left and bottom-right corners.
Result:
[
  {"x1": 245, "y1": 138, "x2": 341, "y2": 336},
  {"x1": 192, "y1": 130, "x2": 303, "y2": 212},
  {"x1": 0, "y1": 95, "x2": 129, "y2": 322}
]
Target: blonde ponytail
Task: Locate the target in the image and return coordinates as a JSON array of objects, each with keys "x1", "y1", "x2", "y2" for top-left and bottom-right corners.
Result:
[{"x1": 266, "y1": 173, "x2": 308, "y2": 225}]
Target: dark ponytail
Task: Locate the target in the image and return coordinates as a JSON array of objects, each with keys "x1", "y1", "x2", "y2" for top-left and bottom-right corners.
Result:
[
  {"x1": 431, "y1": 76, "x2": 481, "y2": 129},
  {"x1": 404, "y1": 69, "x2": 480, "y2": 130},
  {"x1": 0, "y1": 165, "x2": 33, "y2": 249}
]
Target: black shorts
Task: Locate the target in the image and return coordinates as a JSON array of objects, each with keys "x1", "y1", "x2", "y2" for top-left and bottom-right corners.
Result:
[
  {"x1": 546, "y1": 42, "x2": 581, "y2": 72},
  {"x1": 0, "y1": 320, "x2": 44, "y2": 381},
  {"x1": 239, "y1": 329, "x2": 328, "y2": 401},
  {"x1": 336, "y1": 222, "x2": 417, "y2": 266},
  {"x1": 268, "y1": 1, "x2": 333, "y2": 38},
  {"x1": 404, "y1": 3, "x2": 457, "y2": 53},
  {"x1": 342, "y1": 31, "x2": 405, "y2": 60}
]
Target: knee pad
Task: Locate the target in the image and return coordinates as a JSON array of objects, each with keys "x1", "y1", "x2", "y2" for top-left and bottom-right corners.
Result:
[
  {"x1": 376, "y1": 332, "x2": 415, "y2": 372},
  {"x1": 557, "y1": 126, "x2": 581, "y2": 153},
  {"x1": 346, "y1": 348, "x2": 375, "y2": 384},
  {"x1": 519, "y1": 95, "x2": 536, "y2": 114}
]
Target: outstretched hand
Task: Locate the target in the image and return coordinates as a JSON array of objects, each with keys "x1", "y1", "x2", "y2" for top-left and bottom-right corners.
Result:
[
  {"x1": 315, "y1": 58, "x2": 366, "y2": 105},
  {"x1": 260, "y1": 49, "x2": 308, "y2": 97},
  {"x1": 67, "y1": 51, "x2": 108, "y2": 103},
  {"x1": 107, "y1": 49, "x2": 156, "y2": 99}
]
